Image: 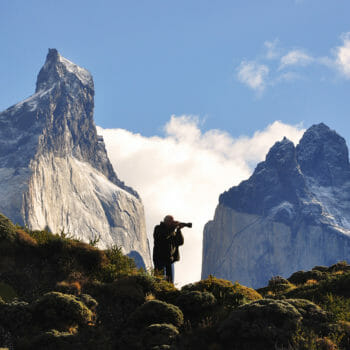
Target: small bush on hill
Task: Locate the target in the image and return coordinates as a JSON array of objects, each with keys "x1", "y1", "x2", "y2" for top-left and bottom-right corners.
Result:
[
  {"x1": 0, "y1": 299, "x2": 32, "y2": 334},
  {"x1": 100, "y1": 245, "x2": 136, "y2": 282},
  {"x1": 322, "y1": 294, "x2": 350, "y2": 322},
  {"x1": 127, "y1": 300, "x2": 184, "y2": 329},
  {"x1": 0, "y1": 282, "x2": 17, "y2": 302},
  {"x1": 32, "y1": 292, "x2": 93, "y2": 331},
  {"x1": 268, "y1": 275, "x2": 295, "y2": 293},
  {"x1": 182, "y1": 275, "x2": 261, "y2": 309},
  {"x1": 218, "y1": 298, "x2": 302, "y2": 348},
  {"x1": 288, "y1": 269, "x2": 325, "y2": 285},
  {"x1": 142, "y1": 323, "x2": 179, "y2": 349},
  {"x1": 286, "y1": 298, "x2": 330, "y2": 329},
  {"x1": 175, "y1": 290, "x2": 216, "y2": 326},
  {"x1": 15, "y1": 229, "x2": 37, "y2": 247},
  {"x1": 0, "y1": 214, "x2": 16, "y2": 254},
  {"x1": 55, "y1": 280, "x2": 81, "y2": 296}
]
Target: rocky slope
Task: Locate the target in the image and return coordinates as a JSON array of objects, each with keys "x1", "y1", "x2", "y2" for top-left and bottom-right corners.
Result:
[
  {"x1": 0, "y1": 49, "x2": 151, "y2": 267},
  {"x1": 202, "y1": 123, "x2": 350, "y2": 288}
]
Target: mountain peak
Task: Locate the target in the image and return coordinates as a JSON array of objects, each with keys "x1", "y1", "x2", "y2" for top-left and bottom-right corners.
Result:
[
  {"x1": 296, "y1": 123, "x2": 350, "y2": 186},
  {"x1": 36, "y1": 48, "x2": 93, "y2": 92},
  {"x1": 265, "y1": 136, "x2": 295, "y2": 171}
]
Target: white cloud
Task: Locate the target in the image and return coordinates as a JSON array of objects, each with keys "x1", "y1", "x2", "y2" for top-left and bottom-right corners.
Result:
[
  {"x1": 97, "y1": 117, "x2": 305, "y2": 287},
  {"x1": 279, "y1": 50, "x2": 313, "y2": 69},
  {"x1": 237, "y1": 60, "x2": 269, "y2": 92},
  {"x1": 264, "y1": 39, "x2": 281, "y2": 60},
  {"x1": 335, "y1": 32, "x2": 350, "y2": 79}
]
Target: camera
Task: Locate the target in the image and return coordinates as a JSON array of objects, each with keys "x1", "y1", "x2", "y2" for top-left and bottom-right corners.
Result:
[{"x1": 177, "y1": 222, "x2": 192, "y2": 228}]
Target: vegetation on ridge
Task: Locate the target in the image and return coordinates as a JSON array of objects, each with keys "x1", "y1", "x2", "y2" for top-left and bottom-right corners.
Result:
[{"x1": 1, "y1": 212, "x2": 350, "y2": 349}]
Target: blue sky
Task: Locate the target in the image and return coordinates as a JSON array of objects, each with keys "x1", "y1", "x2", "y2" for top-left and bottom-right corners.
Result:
[
  {"x1": 1, "y1": 1, "x2": 350, "y2": 285},
  {"x1": 1, "y1": 0, "x2": 350, "y2": 138}
]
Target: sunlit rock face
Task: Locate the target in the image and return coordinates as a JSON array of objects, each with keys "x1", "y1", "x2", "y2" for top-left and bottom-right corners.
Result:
[
  {"x1": 0, "y1": 49, "x2": 151, "y2": 268},
  {"x1": 202, "y1": 124, "x2": 350, "y2": 288}
]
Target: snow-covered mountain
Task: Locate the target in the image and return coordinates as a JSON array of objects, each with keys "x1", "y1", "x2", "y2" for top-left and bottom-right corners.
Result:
[
  {"x1": 0, "y1": 49, "x2": 151, "y2": 268},
  {"x1": 202, "y1": 123, "x2": 350, "y2": 288}
]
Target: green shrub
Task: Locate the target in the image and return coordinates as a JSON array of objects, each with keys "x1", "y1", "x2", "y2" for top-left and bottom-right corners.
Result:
[
  {"x1": 182, "y1": 276, "x2": 261, "y2": 309},
  {"x1": 328, "y1": 261, "x2": 350, "y2": 273},
  {"x1": 175, "y1": 290, "x2": 216, "y2": 325},
  {"x1": 321, "y1": 293, "x2": 350, "y2": 322},
  {"x1": 0, "y1": 213, "x2": 16, "y2": 243},
  {"x1": 142, "y1": 323, "x2": 179, "y2": 348},
  {"x1": 32, "y1": 292, "x2": 93, "y2": 330},
  {"x1": 79, "y1": 294, "x2": 98, "y2": 311},
  {"x1": 0, "y1": 300, "x2": 32, "y2": 333},
  {"x1": 288, "y1": 269, "x2": 325, "y2": 285},
  {"x1": 218, "y1": 299, "x2": 302, "y2": 347},
  {"x1": 29, "y1": 229, "x2": 59, "y2": 245},
  {"x1": 268, "y1": 275, "x2": 294, "y2": 293},
  {"x1": 128, "y1": 300, "x2": 184, "y2": 329},
  {"x1": 286, "y1": 298, "x2": 330, "y2": 329},
  {"x1": 15, "y1": 228, "x2": 37, "y2": 247},
  {"x1": 100, "y1": 245, "x2": 136, "y2": 281},
  {"x1": 69, "y1": 241, "x2": 107, "y2": 273},
  {"x1": 55, "y1": 280, "x2": 81, "y2": 295},
  {"x1": 0, "y1": 282, "x2": 17, "y2": 302}
]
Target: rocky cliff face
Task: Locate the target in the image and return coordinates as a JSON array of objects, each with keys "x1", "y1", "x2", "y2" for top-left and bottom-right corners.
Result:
[
  {"x1": 202, "y1": 123, "x2": 350, "y2": 288},
  {"x1": 0, "y1": 49, "x2": 151, "y2": 267}
]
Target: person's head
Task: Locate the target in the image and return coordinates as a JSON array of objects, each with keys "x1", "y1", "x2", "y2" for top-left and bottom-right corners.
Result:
[{"x1": 163, "y1": 215, "x2": 175, "y2": 227}]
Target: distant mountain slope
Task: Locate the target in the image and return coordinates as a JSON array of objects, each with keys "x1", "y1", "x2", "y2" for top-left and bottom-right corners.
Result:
[
  {"x1": 0, "y1": 49, "x2": 151, "y2": 267},
  {"x1": 202, "y1": 123, "x2": 350, "y2": 288}
]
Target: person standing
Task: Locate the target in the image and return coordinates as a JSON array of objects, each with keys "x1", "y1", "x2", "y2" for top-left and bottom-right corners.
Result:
[{"x1": 153, "y1": 215, "x2": 184, "y2": 283}]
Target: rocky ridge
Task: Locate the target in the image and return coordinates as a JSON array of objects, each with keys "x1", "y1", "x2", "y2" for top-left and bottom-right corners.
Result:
[
  {"x1": 0, "y1": 49, "x2": 151, "y2": 267},
  {"x1": 202, "y1": 123, "x2": 350, "y2": 288}
]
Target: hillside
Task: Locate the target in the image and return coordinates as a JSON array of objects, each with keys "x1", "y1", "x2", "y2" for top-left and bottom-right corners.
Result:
[{"x1": 1, "y1": 213, "x2": 350, "y2": 349}]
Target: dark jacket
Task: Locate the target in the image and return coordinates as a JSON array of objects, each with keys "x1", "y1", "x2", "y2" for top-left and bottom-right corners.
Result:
[{"x1": 153, "y1": 222, "x2": 184, "y2": 264}]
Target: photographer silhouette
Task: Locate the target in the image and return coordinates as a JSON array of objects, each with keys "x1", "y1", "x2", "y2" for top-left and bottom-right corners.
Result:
[{"x1": 153, "y1": 215, "x2": 191, "y2": 283}]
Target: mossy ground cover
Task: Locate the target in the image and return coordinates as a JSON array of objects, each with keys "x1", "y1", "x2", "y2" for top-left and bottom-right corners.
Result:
[{"x1": 1, "y1": 212, "x2": 350, "y2": 349}]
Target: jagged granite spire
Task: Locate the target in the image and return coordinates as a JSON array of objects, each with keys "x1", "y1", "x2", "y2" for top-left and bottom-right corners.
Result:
[
  {"x1": 0, "y1": 49, "x2": 150, "y2": 267},
  {"x1": 296, "y1": 123, "x2": 350, "y2": 186},
  {"x1": 36, "y1": 48, "x2": 94, "y2": 92},
  {"x1": 203, "y1": 123, "x2": 350, "y2": 288}
]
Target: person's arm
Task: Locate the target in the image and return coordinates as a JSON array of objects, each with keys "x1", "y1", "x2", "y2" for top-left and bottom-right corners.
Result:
[{"x1": 174, "y1": 228, "x2": 184, "y2": 246}]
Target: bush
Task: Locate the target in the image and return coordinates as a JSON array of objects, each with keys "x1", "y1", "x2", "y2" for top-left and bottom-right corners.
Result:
[
  {"x1": 175, "y1": 290, "x2": 216, "y2": 325},
  {"x1": 329, "y1": 261, "x2": 350, "y2": 273},
  {"x1": 316, "y1": 337, "x2": 338, "y2": 350},
  {"x1": 55, "y1": 280, "x2": 81, "y2": 295},
  {"x1": 0, "y1": 282, "x2": 17, "y2": 302},
  {"x1": 16, "y1": 229, "x2": 37, "y2": 247},
  {"x1": 99, "y1": 245, "x2": 136, "y2": 281},
  {"x1": 142, "y1": 323, "x2": 179, "y2": 348},
  {"x1": 321, "y1": 293, "x2": 350, "y2": 322},
  {"x1": 182, "y1": 276, "x2": 261, "y2": 309},
  {"x1": 218, "y1": 299, "x2": 302, "y2": 347},
  {"x1": 0, "y1": 213, "x2": 16, "y2": 242},
  {"x1": 288, "y1": 270, "x2": 325, "y2": 285},
  {"x1": 79, "y1": 294, "x2": 98, "y2": 311},
  {"x1": 0, "y1": 299, "x2": 32, "y2": 333},
  {"x1": 128, "y1": 300, "x2": 184, "y2": 329},
  {"x1": 69, "y1": 241, "x2": 107, "y2": 273},
  {"x1": 286, "y1": 298, "x2": 330, "y2": 329},
  {"x1": 268, "y1": 276, "x2": 294, "y2": 293},
  {"x1": 32, "y1": 292, "x2": 93, "y2": 330}
]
